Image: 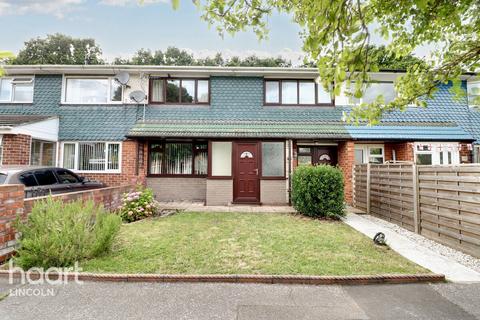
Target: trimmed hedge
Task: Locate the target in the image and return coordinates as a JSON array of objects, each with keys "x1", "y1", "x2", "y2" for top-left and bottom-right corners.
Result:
[{"x1": 291, "y1": 165, "x2": 345, "y2": 219}]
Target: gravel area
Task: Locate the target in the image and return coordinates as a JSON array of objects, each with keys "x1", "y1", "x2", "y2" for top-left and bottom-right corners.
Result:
[{"x1": 362, "y1": 214, "x2": 480, "y2": 274}]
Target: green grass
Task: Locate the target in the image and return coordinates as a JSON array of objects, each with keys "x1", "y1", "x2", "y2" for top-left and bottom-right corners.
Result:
[{"x1": 81, "y1": 212, "x2": 426, "y2": 275}]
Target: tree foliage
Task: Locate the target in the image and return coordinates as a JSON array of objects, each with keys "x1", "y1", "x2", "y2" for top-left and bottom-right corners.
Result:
[
  {"x1": 191, "y1": 0, "x2": 480, "y2": 123},
  {"x1": 12, "y1": 33, "x2": 103, "y2": 65},
  {"x1": 114, "y1": 46, "x2": 291, "y2": 67}
]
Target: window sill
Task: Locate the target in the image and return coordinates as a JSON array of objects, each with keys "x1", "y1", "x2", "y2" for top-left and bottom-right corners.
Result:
[
  {"x1": 147, "y1": 174, "x2": 207, "y2": 178},
  {"x1": 72, "y1": 170, "x2": 121, "y2": 174},
  {"x1": 263, "y1": 104, "x2": 334, "y2": 108},
  {"x1": 60, "y1": 102, "x2": 126, "y2": 106},
  {"x1": 0, "y1": 101, "x2": 33, "y2": 104},
  {"x1": 261, "y1": 177, "x2": 287, "y2": 180}
]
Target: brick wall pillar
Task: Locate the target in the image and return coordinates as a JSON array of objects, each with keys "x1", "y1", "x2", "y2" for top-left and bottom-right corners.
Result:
[
  {"x1": 338, "y1": 141, "x2": 355, "y2": 204},
  {"x1": 1, "y1": 134, "x2": 31, "y2": 165},
  {"x1": 385, "y1": 142, "x2": 414, "y2": 162},
  {"x1": 0, "y1": 185, "x2": 25, "y2": 263},
  {"x1": 459, "y1": 143, "x2": 473, "y2": 163}
]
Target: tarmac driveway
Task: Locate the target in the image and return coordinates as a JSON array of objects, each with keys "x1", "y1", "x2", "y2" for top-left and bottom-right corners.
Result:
[{"x1": 1, "y1": 279, "x2": 480, "y2": 319}]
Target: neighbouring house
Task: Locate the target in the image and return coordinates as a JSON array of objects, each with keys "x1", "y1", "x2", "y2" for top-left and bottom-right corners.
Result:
[{"x1": 0, "y1": 65, "x2": 479, "y2": 205}]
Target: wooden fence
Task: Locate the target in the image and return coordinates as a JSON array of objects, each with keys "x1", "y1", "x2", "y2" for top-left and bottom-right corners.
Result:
[{"x1": 353, "y1": 163, "x2": 480, "y2": 258}]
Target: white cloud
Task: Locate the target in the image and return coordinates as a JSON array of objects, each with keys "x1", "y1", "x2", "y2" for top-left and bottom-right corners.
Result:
[
  {"x1": 100, "y1": 0, "x2": 168, "y2": 6},
  {"x1": 0, "y1": 0, "x2": 85, "y2": 18}
]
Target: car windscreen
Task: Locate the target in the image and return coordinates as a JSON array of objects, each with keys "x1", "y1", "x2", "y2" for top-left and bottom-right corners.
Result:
[
  {"x1": 55, "y1": 169, "x2": 79, "y2": 184},
  {"x1": 34, "y1": 170, "x2": 58, "y2": 186},
  {"x1": 0, "y1": 173, "x2": 6, "y2": 184},
  {"x1": 19, "y1": 172, "x2": 38, "y2": 187}
]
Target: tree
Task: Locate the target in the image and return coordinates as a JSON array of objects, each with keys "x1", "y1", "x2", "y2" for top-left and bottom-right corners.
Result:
[
  {"x1": 189, "y1": 0, "x2": 480, "y2": 123},
  {"x1": 0, "y1": 51, "x2": 14, "y2": 75},
  {"x1": 114, "y1": 46, "x2": 291, "y2": 67},
  {"x1": 13, "y1": 34, "x2": 103, "y2": 65}
]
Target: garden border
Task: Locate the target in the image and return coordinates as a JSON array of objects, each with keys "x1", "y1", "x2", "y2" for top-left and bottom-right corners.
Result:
[{"x1": 0, "y1": 271, "x2": 445, "y2": 285}]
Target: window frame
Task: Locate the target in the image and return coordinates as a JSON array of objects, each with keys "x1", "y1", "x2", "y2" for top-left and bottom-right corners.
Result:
[
  {"x1": 208, "y1": 140, "x2": 233, "y2": 179},
  {"x1": 62, "y1": 76, "x2": 124, "y2": 105},
  {"x1": 260, "y1": 141, "x2": 286, "y2": 179},
  {"x1": 148, "y1": 77, "x2": 211, "y2": 105},
  {"x1": 30, "y1": 139, "x2": 56, "y2": 166},
  {"x1": 263, "y1": 79, "x2": 334, "y2": 107},
  {"x1": 347, "y1": 81, "x2": 397, "y2": 106},
  {"x1": 147, "y1": 140, "x2": 208, "y2": 177},
  {"x1": 467, "y1": 81, "x2": 480, "y2": 108},
  {"x1": 0, "y1": 76, "x2": 34, "y2": 103},
  {"x1": 60, "y1": 141, "x2": 122, "y2": 173},
  {"x1": 414, "y1": 142, "x2": 460, "y2": 165},
  {"x1": 0, "y1": 134, "x2": 3, "y2": 165},
  {"x1": 354, "y1": 144, "x2": 385, "y2": 164},
  {"x1": 474, "y1": 145, "x2": 480, "y2": 163}
]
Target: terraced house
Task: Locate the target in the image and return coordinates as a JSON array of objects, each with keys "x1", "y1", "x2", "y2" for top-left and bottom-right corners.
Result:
[{"x1": 0, "y1": 65, "x2": 479, "y2": 205}]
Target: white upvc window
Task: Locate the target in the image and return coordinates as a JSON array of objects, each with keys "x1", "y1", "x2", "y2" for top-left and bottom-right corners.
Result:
[
  {"x1": 474, "y1": 146, "x2": 480, "y2": 163},
  {"x1": 0, "y1": 134, "x2": 3, "y2": 165},
  {"x1": 467, "y1": 81, "x2": 480, "y2": 108},
  {"x1": 354, "y1": 144, "x2": 385, "y2": 164},
  {"x1": 61, "y1": 142, "x2": 122, "y2": 173},
  {"x1": 348, "y1": 82, "x2": 396, "y2": 105},
  {"x1": 0, "y1": 76, "x2": 34, "y2": 103},
  {"x1": 414, "y1": 142, "x2": 460, "y2": 165},
  {"x1": 63, "y1": 76, "x2": 123, "y2": 104}
]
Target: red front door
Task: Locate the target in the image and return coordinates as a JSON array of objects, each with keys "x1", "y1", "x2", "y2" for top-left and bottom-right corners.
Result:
[{"x1": 233, "y1": 142, "x2": 260, "y2": 203}]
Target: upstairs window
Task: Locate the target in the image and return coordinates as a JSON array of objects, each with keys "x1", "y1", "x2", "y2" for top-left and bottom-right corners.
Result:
[
  {"x1": 64, "y1": 77, "x2": 122, "y2": 104},
  {"x1": 264, "y1": 80, "x2": 333, "y2": 106},
  {"x1": 349, "y1": 82, "x2": 396, "y2": 105},
  {"x1": 0, "y1": 77, "x2": 34, "y2": 103},
  {"x1": 150, "y1": 78, "x2": 210, "y2": 104},
  {"x1": 468, "y1": 81, "x2": 480, "y2": 108}
]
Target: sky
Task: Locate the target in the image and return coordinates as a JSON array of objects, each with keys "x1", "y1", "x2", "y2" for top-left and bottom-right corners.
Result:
[{"x1": 0, "y1": 0, "x2": 306, "y2": 64}]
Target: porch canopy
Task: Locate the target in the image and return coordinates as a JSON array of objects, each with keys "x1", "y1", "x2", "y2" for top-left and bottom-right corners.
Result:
[
  {"x1": 126, "y1": 120, "x2": 351, "y2": 139},
  {"x1": 0, "y1": 115, "x2": 59, "y2": 141}
]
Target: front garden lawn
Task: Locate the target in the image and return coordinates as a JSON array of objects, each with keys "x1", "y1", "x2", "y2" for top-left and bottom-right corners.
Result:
[{"x1": 82, "y1": 212, "x2": 426, "y2": 275}]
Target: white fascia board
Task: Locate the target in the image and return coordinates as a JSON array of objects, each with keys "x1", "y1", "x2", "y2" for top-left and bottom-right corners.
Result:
[{"x1": 11, "y1": 117, "x2": 59, "y2": 141}]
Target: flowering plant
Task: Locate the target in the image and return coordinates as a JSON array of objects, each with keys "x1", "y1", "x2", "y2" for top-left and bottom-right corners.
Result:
[{"x1": 119, "y1": 187, "x2": 157, "y2": 223}]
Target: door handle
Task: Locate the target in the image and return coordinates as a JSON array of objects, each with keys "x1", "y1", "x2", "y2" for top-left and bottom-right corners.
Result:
[{"x1": 254, "y1": 168, "x2": 259, "y2": 175}]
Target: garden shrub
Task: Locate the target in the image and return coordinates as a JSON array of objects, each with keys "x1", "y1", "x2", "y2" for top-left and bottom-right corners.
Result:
[
  {"x1": 291, "y1": 165, "x2": 345, "y2": 219},
  {"x1": 15, "y1": 197, "x2": 122, "y2": 269},
  {"x1": 119, "y1": 187, "x2": 157, "y2": 223}
]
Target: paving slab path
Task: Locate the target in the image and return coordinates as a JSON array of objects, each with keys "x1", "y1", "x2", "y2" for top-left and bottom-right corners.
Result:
[
  {"x1": 343, "y1": 212, "x2": 480, "y2": 283},
  {"x1": 1, "y1": 279, "x2": 480, "y2": 319}
]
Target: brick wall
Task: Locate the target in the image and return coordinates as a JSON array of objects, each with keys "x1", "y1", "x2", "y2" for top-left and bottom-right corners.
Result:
[
  {"x1": 385, "y1": 142, "x2": 414, "y2": 162},
  {"x1": 81, "y1": 140, "x2": 146, "y2": 187},
  {"x1": 1, "y1": 134, "x2": 31, "y2": 165},
  {"x1": 337, "y1": 141, "x2": 355, "y2": 204},
  {"x1": 460, "y1": 143, "x2": 473, "y2": 163},
  {"x1": 0, "y1": 185, "x2": 25, "y2": 263},
  {"x1": 260, "y1": 180, "x2": 288, "y2": 205},
  {"x1": 147, "y1": 177, "x2": 207, "y2": 202},
  {"x1": 0, "y1": 184, "x2": 135, "y2": 263},
  {"x1": 206, "y1": 179, "x2": 233, "y2": 205}
]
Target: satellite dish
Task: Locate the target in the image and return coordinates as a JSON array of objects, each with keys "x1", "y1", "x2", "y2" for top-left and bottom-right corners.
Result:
[
  {"x1": 129, "y1": 90, "x2": 146, "y2": 103},
  {"x1": 115, "y1": 71, "x2": 130, "y2": 85}
]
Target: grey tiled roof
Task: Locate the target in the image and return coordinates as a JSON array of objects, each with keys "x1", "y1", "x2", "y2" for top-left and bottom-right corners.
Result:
[{"x1": 0, "y1": 75, "x2": 478, "y2": 143}]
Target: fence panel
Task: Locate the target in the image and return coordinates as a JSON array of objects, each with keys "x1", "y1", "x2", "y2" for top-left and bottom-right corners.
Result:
[
  {"x1": 353, "y1": 163, "x2": 480, "y2": 258},
  {"x1": 418, "y1": 165, "x2": 480, "y2": 258},
  {"x1": 353, "y1": 164, "x2": 368, "y2": 212},
  {"x1": 369, "y1": 164, "x2": 415, "y2": 231}
]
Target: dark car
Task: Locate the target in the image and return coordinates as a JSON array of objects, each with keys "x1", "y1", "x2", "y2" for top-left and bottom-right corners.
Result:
[{"x1": 0, "y1": 166, "x2": 105, "y2": 198}]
